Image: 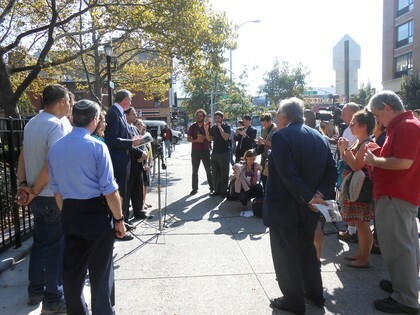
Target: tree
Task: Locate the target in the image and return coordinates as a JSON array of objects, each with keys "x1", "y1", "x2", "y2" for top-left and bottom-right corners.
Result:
[
  {"x1": 350, "y1": 81, "x2": 376, "y2": 106},
  {"x1": 182, "y1": 67, "x2": 255, "y2": 121},
  {"x1": 0, "y1": 0, "x2": 233, "y2": 116},
  {"x1": 259, "y1": 59, "x2": 309, "y2": 109},
  {"x1": 399, "y1": 70, "x2": 420, "y2": 110}
]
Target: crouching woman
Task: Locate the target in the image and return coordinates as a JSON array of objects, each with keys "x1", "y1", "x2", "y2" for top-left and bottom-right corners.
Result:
[{"x1": 232, "y1": 149, "x2": 264, "y2": 206}]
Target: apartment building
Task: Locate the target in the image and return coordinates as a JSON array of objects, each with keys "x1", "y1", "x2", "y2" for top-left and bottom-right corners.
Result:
[{"x1": 383, "y1": 0, "x2": 419, "y2": 91}]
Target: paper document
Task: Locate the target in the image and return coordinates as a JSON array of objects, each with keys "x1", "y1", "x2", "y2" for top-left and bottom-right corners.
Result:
[{"x1": 313, "y1": 200, "x2": 342, "y2": 222}]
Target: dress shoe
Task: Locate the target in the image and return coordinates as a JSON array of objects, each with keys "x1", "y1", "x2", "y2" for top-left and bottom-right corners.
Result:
[
  {"x1": 134, "y1": 212, "x2": 151, "y2": 220},
  {"x1": 190, "y1": 189, "x2": 197, "y2": 196},
  {"x1": 270, "y1": 297, "x2": 305, "y2": 315},
  {"x1": 379, "y1": 279, "x2": 393, "y2": 293},
  {"x1": 374, "y1": 297, "x2": 419, "y2": 314},
  {"x1": 115, "y1": 234, "x2": 134, "y2": 241},
  {"x1": 125, "y1": 222, "x2": 135, "y2": 231},
  {"x1": 337, "y1": 231, "x2": 358, "y2": 243},
  {"x1": 209, "y1": 191, "x2": 220, "y2": 196},
  {"x1": 304, "y1": 293, "x2": 325, "y2": 308},
  {"x1": 27, "y1": 294, "x2": 43, "y2": 305}
]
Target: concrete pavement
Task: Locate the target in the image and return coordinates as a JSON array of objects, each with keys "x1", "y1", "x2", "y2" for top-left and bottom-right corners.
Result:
[{"x1": 0, "y1": 140, "x2": 418, "y2": 315}]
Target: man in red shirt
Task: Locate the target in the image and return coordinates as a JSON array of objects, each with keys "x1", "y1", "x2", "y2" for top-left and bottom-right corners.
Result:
[
  {"x1": 365, "y1": 90, "x2": 420, "y2": 314},
  {"x1": 187, "y1": 109, "x2": 214, "y2": 195}
]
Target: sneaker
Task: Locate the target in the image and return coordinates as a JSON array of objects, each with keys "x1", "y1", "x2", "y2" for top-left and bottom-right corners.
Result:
[
  {"x1": 41, "y1": 300, "x2": 67, "y2": 315},
  {"x1": 337, "y1": 231, "x2": 358, "y2": 243},
  {"x1": 27, "y1": 294, "x2": 43, "y2": 305}
]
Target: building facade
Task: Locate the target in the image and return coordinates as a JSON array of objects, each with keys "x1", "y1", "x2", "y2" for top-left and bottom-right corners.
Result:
[{"x1": 383, "y1": 0, "x2": 419, "y2": 91}]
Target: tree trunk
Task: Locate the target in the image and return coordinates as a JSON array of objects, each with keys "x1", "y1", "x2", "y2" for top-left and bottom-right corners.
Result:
[{"x1": 0, "y1": 55, "x2": 19, "y2": 117}]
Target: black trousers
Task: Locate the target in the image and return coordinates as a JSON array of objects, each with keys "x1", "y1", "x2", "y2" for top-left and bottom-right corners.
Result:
[
  {"x1": 191, "y1": 150, "x2": 213, "y2": 191},
  {"x1": 128, "y1": 164, "x2": 144, "y2": 218},
  {"x1": 269, "y1": 212, "x2": 322, "y2": 314},
  {"x1": 114, "y1": 169, "x2": 130, "y2": 220},
  {"x1": 211, "y1": 152, "x2": 230, "y2": 194},
  {"x1": 61, "y1": 198, "x2": 115, "y2": 315}
]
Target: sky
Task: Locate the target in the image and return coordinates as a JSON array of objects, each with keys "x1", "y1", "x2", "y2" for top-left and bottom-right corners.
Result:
[{"x1": 208, "y1": 0, "x2": 383, "y2": 95}]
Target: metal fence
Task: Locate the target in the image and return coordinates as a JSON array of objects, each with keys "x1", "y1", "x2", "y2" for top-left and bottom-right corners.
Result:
[{"x1": 0, "y1": 117, "x2": 32, "y2": 253}]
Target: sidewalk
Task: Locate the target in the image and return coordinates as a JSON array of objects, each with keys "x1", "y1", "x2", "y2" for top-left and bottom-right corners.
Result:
[{"x1": 0, "y1": 140, "x2": 417, "y2": 314}]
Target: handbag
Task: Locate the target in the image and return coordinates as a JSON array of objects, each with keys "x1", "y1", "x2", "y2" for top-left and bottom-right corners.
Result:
[{"x1": 341, "y1": 169, "x2": 373, "y2": 203}]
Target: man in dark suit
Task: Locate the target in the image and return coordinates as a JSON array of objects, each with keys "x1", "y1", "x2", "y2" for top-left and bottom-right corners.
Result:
[
  {"x1": 105, "y1": 90, "x2": 144, "y2": 240},
  {"x1": 263, "y1": 98, "x2": 337, "y2": 315},
  {"x1": 234, "y1": 114, "x2": 257, "y2": 162}
]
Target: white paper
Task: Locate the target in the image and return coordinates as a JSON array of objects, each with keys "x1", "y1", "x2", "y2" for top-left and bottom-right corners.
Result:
[
  {"x1": 313, "y1": 200, "x2": 342, "y2": 222},
  {"x1": 240, "y1": 210, "x2": 254, "y2": 218}
]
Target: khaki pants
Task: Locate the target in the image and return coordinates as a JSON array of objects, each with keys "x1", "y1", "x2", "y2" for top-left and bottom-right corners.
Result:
[{"x1": 376, "y1": 196, "x2": 419, "y2": 308}]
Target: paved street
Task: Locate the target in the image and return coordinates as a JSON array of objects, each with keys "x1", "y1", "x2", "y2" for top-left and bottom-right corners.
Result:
[{"x1": 0, "y1": 140, "x2": 418, "y2": 315}]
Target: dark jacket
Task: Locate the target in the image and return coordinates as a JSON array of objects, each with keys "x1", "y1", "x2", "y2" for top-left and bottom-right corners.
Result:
[
  {"x1": 234, "y1": 126, "x2": 257, "y2": 156},
  {"x1": 263, "y1": 123, "x2": 337, "y2": 228},
  {"x1": 104, "y1": 105, "x2": 142, "y2": 172}
]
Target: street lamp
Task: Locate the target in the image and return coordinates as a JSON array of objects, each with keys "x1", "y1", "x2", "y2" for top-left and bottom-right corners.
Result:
[
  {"x1": 104, "y1": 43, "x2": 113, "y2": 108},
  {"x1": 229, "y1": 19, "x2": 260, "y2": 85}
]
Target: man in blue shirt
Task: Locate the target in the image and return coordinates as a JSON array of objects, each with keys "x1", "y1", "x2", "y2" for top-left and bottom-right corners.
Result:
[{"x1": 48, "y1": 100, "x2": 126, "y2": 315}]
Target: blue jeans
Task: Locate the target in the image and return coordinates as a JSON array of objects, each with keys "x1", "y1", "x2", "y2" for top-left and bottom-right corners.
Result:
[
  {"x1": 28, "y1": 197, "x2": 64, "y2": 305},
  {"x1": 164, "y1": 139, "x2": 172, "y2": 157}
]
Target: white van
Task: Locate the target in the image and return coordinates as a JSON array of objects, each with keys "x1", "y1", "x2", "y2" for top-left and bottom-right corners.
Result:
[{"x1": 142, "y1": 120, "x2": 182, "y2": 144}]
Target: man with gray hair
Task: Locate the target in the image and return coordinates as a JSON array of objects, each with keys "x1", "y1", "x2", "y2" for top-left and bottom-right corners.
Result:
[
  {"x1": 264, "y1": 97, "x2": 337, "y2": 314},
  {"x1": 364, "y1": 91, "x2": 420, "y2": 314},
  {"x1": 48, "y1": 100, "x2": 126, "y2": 315}
]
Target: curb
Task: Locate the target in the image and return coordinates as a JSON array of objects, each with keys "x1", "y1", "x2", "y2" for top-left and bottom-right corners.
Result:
[{"x1": 0, "y1": 238, "x2": 32, "y2": 274}]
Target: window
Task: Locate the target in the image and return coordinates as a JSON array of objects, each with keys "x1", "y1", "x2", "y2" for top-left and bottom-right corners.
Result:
[
  {"x1": 396, "y1": 20, "x2": 414, "y2": 48},
  {"x1": 395, "y1": 52, "x2": 413, "y2": 78},
  {"x1": 397, "y1": 0, "x2": 414, "y2": 17}
]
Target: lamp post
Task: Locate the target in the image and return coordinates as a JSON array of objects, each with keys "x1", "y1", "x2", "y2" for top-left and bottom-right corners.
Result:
[
  {"x1": 229, "y1": 19, "x2": 260, "y2": 85},
  {"x1": 104, "y1": 43, "x2": 113, "y2": 108}
]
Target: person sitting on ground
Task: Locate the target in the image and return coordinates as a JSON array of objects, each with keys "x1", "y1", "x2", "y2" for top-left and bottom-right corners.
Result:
[{"x1": 232, "y1": 149, "x2": 263, "y2": 206}]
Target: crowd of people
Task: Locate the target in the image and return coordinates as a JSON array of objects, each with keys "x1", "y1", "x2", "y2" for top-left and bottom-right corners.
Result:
[
  {"x1": 187, "y1": 93, "x2": 419, "y2": 315},
  {"x1": 15, "y1": 85, "x2": 155, "y2": 314},
  {"x1": 11, "y1": 83, "x2": 419, "y2": 315}
]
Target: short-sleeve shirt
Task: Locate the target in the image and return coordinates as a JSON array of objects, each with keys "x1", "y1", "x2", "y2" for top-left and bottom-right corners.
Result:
[
  {"x1": 188, "y1": 123, "x2": 211, "y2": 152},
  {"x1": 23, "y1": 111, "x2": 71, "y2": 197},
  {"x1": 373, "y1": 111, "x2": 420, "y2": 205},
  {"x1": 209, "y1": 123, "x2": 231, "y2": 153},
  {"x1": 48, "y1": 127, "x2": 118, "y2": 199}
]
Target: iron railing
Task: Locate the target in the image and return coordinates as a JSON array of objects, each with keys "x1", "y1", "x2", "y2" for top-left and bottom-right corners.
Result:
[{"x1": 0, "y1": 117, "x2": 32, "y2": 253}]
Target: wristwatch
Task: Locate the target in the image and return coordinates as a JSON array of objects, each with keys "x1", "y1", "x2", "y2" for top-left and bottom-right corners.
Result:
[{"x1": 114, "y1": 215, "x2": 124, "y2": 224}]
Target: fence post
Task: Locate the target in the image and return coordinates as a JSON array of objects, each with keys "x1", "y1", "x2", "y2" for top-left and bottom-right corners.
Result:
[{"x1": 7, "y1": 118, "x2": 21, "y2": 249}]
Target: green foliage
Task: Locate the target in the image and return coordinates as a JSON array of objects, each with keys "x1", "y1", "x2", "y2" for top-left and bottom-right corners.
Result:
[
  {"x1": 182, "y1": 67, "x2": 255, "y2": 120},
  {"x1": 260, "y1": 59, "x2": 309, "y2": 110},
  {"x1": 0, "y1": 0, "x2": 233, "y2": 115},
  {"x1": 399, "y1": 70, "x2": 420, "y2": 110},
  {"x1": 350, "y1": 81, "x2": 376, "y2": 106}
]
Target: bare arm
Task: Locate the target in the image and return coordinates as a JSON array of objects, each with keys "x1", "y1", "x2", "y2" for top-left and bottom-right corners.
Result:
[
  {"x1": 218, "y1": 125, "x2": 230, "y2": 141},
  {"x1": 364, "y1": 150, "x2": 414, "y2": 170},
  {"x1": 105, "y1": 190, "x2": 126, "y2": 238}
]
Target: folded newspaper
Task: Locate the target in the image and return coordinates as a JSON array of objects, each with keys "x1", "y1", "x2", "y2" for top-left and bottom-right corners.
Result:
[{"x1": 313, "y1": 200, "x2": 342, "y2": 222}]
